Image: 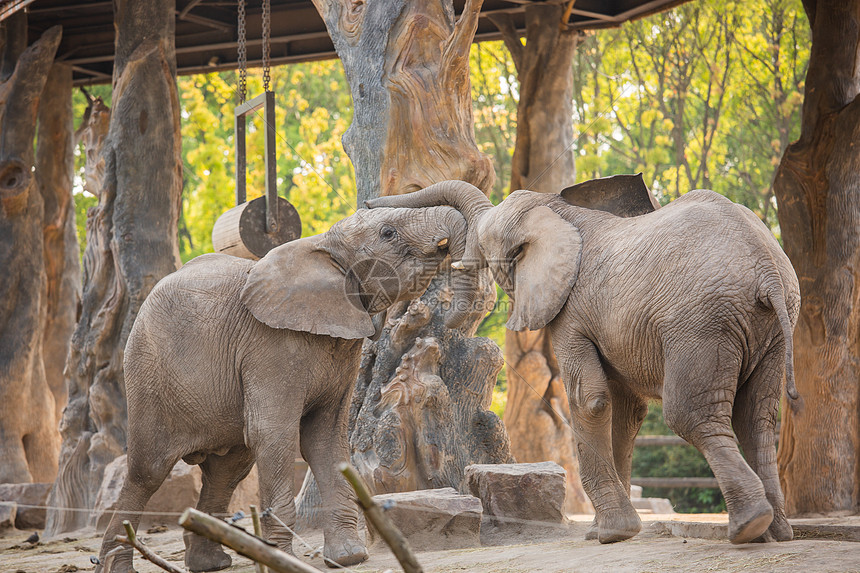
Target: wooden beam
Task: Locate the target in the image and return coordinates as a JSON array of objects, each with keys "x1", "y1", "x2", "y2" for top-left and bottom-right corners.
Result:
[
  {"x1": 0, "y1": 0, "x2": 37, "y2": 22},
  {"x1": 631, "y1": 477, "x2": 720, "y2": 489}
]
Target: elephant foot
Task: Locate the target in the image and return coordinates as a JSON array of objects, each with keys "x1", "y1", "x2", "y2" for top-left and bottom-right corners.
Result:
[
  {"x1": 584, "y1": 516, "x2": 598, "y2": 541},
  {"x1": 596, "y1": 506, "x2": 641, "y2": 544},
  {"x1": 96, "y1": 542, "x2": 133, "y2": 573},
  {"x1": 323, "y1": 535, "x2": 368, "y2": 568},
  {"x1": 185, "y1": 532, "x2": 232, "y2": 572},
  {"x1": 755, "y1": 512, "x2": 792, "y2": 543},
  {"x1": 729, "y1": 499, "x2": 773, "y2": 544}
]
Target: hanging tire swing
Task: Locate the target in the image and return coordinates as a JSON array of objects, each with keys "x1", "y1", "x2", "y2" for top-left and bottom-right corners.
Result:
[{"x1": 212, "y1": 0, "x2": 301, "y2": 260}]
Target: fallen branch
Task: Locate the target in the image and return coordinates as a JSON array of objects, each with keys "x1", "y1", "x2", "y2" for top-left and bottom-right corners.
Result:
[
  {"x1": 179, "y1": 507, "x2": 322, "y2": 573},
  {"x1": 115, "y1": 519, "x2": 187, "y2": 573},
  {"x1": 251, "y1": 505, "x2": 269, "y2": 573},
  {"x1": 338, "y1": 462, "x2": 424, "y2": 573}
]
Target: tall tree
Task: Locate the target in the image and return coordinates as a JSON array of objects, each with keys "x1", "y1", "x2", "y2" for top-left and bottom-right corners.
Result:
[
  {"x1": 0, "y1": 17, "x2": 63, "y2": 484},
  {"x1": 489, "y1": 3, "x2": 592, "y2": 514},
  {"x1": 37, "y1": 63, "x2": 81, "y2": 423},
  {"x1": 46, "y1": 0, "x2": 183, "y2": 535},
  {"x1": 774, "y1": 0, "x2": 860, "y2": 515}
]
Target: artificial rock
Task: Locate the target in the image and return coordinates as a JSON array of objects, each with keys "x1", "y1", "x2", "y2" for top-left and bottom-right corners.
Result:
[
  {"x1": 368, "y1": 488, "x2": 483, "y2": 550},
  {"x1": 464, "y1": 462, "x2": 567, "y2": 529},
  {"x1": 0, "y1": 482, "x2": 52, "y2": 529}
]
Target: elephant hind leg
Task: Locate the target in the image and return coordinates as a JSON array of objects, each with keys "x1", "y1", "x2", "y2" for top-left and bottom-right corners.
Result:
[
  {"x1": 184, "y1": 445, "x2": 256, "y2": 572},
  {"x1": 97, "y1": 453, "x2": 177, "y2": 573},
  {"x1": 663, "y1": 348, "x2": 772, "y2": 544},
  {"x1": 733, "y1": 343, "x2": 792, "y2": 542}
]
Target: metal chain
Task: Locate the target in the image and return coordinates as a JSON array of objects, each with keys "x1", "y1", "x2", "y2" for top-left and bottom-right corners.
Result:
[
  {"x1": 262, "y1": 0, "x2": 271, "y2": 91},
  {"x1": 237, "y1": 0, "x2": 247, "y2": 102}
]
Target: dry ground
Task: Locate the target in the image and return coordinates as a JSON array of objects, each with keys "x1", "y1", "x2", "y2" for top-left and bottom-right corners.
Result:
[{"x1": 2, "y1": 514, "x2": 858, "y2": 573}]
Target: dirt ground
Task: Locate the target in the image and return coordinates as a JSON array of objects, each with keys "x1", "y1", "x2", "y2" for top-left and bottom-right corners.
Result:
[{"x1": 2, "y1": 514, "x2": 858, "y2": 573}]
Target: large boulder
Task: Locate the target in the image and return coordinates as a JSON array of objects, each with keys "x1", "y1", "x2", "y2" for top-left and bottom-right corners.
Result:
[
  {"x1": 93, "y1": 455, "x2": 259, "y2": 531},
  {"x1": 368, "y1": 488, "x2": 483, "y2": 551},
  {"x1": 0, "y1": 482, "x2": 52, "y2": 529},
  {"x1": 464, "y1": 462, "x2": 567, "y2": 530}
]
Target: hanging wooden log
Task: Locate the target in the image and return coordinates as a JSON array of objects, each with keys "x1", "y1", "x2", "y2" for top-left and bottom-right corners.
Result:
[{"x1": 212, "y1": 196, "x2": 301, "y2": 260}]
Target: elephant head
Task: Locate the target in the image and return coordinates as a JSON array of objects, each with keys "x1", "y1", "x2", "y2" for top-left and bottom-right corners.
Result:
[
  {"x1": 365, "y1": 175, "x2": 658, "y2": 331},
  {"x1": 240, "y1": 205, "x2": 467, "y2": 339}
]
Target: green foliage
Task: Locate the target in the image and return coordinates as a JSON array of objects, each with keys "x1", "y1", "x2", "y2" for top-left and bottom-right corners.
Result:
[
  {"x1": 633, "y1": 403, "x2": 726, "y2": 513},
  {"x1": 570, "y1": 0, "x2": 808, "y2": 234}
]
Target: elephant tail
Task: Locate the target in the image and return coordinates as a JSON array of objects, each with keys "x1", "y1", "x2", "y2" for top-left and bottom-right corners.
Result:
[{"x1": 764, "y1": 282, "x2": 799, "y2": 401}]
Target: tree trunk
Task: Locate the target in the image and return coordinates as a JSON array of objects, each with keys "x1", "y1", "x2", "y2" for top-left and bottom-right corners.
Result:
[
  {"x1": 297, "y1": 0, "x2": 510, "y2": 526},
  {"x1": 36, "y1": 63, "x2": 81, "y2": 423},
  {"x1": 774, "y1": 0, "x2": 860, "y2": 515},
  {"x1": 45, "y1": 0, "x2": 182, "y2": 536},
  {"x1": 490, "y1": 4, "x2": 592, "y2": 514},
  {"x1": 0, "y1": 18, "x2": 63, "y2": 484}
]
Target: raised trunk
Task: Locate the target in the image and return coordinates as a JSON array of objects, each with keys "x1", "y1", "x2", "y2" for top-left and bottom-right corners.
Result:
[
  {"x1": 774, "y1": 0, "x2": 860, "y2": 515},
  {"x1": 298, "y1": 0, "x2": 510, "y2": 526},
  {"x1": 490, "y1": 4, "x2": 592, "y2": 514},
  {"x1": 0, "y1": 18, "x2": 63, "y2": 484},
  {"x1": 36, "y1": 63, "x2": 81, "y2": 423},
  {"x1": 45, "y1": 0, "x2": 182, "y2": 536}
]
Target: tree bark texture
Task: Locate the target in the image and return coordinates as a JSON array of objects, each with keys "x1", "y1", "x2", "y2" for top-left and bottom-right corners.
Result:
[
  {"x1": 298, "y1": 0, "x2": 510, "y2": 526},
  {"x1": 0, "y1": 20, "x2": 63, "y2": 484},
  {"x1": 490, "y1": 4, "x2": 592, "y2": 514},
  {"x1": 46, "y1": 0, "x2": 182, "y2": 536},
  {"x1": 774, "y1": 0, "x2": 860, "y2": 515},
  {"x1": 36, "y1": 63, "x2": 81, "y2": 423},
  {"x1": 312, "y1": 0, "x2": 494, "y2": 204}
]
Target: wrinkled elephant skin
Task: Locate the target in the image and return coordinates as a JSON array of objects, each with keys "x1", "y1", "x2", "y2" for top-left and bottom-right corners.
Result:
[
  {"x1": 96, "y1": 205, "x2": 469, "y2": 572},
  {"x1": 367, "y1": 180, "x2": 799, "y2": 546}
]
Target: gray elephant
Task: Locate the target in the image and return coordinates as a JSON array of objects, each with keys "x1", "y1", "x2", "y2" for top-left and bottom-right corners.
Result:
[
  {"x1": 97, "y1": 205, "x2": 470, "y2": 572},
  {"x1": 367, "y1": 178, "x2": 800, "y2": 545}
]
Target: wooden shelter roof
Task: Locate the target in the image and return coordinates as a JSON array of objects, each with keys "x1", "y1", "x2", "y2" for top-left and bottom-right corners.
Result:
[{"x1": 5, "y1": 0, "x2": 687, "y2": 85}]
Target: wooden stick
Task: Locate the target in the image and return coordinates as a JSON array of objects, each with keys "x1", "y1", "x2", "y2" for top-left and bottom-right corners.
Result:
[
  {"x1": 338, "y1": 462, "x2": 424, "y2": 573},
  {"x1": 114, "y1": 520, "x2": 187, "y2": 573},
  {"x1": 179, "y1": 508, "x2": 322, "y2": 573},
  {"x1": 250, "y1": 505, "x2": 269, "y2": 573}
]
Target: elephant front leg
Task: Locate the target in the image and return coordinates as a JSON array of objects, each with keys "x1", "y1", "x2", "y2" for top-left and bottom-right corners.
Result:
[
  {"x1": 300, "y1": 401, "x2": 367, "y2": 568},
  {"x1": 560, "y1": 339, "x2": 641, "y2": 543}
]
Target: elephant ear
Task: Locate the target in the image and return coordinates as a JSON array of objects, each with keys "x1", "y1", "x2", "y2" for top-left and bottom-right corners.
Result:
[
  {"x1": 240, "y1": 236, "x2": 375, "y2": 339},
  {"x1": 506, "y1": 206, "x2": 582, "y2": 331},
  {"x1": 560, "y1": 173, "x2": 659, "y2": 217}
]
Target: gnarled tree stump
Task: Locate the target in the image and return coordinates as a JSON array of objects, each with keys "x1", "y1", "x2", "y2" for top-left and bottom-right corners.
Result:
[
  {"x1": 45, "y1": 0, "x2": 183, "y2": 536},
  {"x1": 0, "y1": 19, "x2": 63, "y2": 484},
  {"x1": 37, "y1": 63, "x2": 81, "y2": 424},
  {"x1": 297, "y1": 0, "x2": 510, "y2": 526},
  {"x1": 774, "y1": 0, "x2": 860, "y2": 515}
]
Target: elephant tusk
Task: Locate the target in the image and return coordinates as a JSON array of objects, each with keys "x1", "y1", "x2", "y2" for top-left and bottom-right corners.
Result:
[
  {"x1": 451, "y1": 260, "x2": 465, "y2": 270},
  {"x1": 437, "y1": 237, "x2": 448, "y2": 247}
]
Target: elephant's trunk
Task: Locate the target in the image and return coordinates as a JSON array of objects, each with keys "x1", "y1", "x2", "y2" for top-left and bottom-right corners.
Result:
[
  {"x1": 365, "y1": 180, "x2": 493, "y2": 229},
  {"x1": 367, "y1": 182, "x2": 493, "y2": 330}
]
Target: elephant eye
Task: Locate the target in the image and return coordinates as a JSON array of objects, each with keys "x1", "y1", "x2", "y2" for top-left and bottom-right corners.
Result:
[
  {"x1": 380, "y1": 226, "x2": 396, "y2": 240},
  {"x1": 508, "y1": 244, "x2": 524, "y2": 264}
]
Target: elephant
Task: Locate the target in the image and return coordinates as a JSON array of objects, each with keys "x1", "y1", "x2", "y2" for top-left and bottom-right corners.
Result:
[
  {"x1": 97, "y1": 204, "x2": 473, "y2": 572},
  {"x1": 366, "y1": 177, "x2": 800, "y2": 546}
]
